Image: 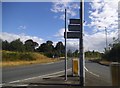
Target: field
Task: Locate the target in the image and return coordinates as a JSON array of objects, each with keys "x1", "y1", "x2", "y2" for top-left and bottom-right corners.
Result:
[{"x1": 1, "y1": 50, "x2": 60, "y2": 67}]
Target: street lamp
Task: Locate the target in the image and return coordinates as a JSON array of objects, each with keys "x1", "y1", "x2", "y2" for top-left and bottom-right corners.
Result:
[{"x1": 98, "y1": 26, "x2": 108, "y2": 51}]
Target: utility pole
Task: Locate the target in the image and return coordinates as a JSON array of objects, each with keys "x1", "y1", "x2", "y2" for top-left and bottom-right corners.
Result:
[
  {"x1": 65, "y1": 9, "x2": 67, "y2": 81},
  {"x1": 105, "y1": 27, "x2": 108, "y2": 50},
  {"x1": 98, "y1": 26, "x2": 108, "y2": 51},
  {"x1": 79, "y1": 0, "x2": 85, "y2": 86}
]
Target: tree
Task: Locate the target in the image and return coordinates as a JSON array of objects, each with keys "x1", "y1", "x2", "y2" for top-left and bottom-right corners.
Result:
[
  {"x1": 36, "y1": 40, "x2": 54, "y2": 57},
  {"x1": 73, "y1": 49, "x2": 79, "y2": 57},
  {"x1": 55, "y1": 41, "x2": 65, "y2": 57},
  {"x1": 9, "y1": 39, "x2": 25, "y2": 52},
  {"x1": 102, "y1": 42, "x2": 120, "y2": 62},
  {"x1": 85, "y1": 50, "x2": 101, "y2": 58},
  {"x1": 67, "y1": 49, "x2": 73, "y2": 57},
  {"x1": 24, "y1": 39, "x2": 38, "y2": 52},
  {"x1": 2, "y1": 40, "x2": 10, "y2": 51}
]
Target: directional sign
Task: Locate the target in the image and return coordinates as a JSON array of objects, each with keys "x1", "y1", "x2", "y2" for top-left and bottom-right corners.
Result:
[
  {"x1": 64, "y1": 32, "x2": 80, "y2": 39},
  {"x1": 70, "y1": 19, "x2": 80, "y2": 24},
  {"x1": 68, "y1": 25, "x2": 80, "y2": 31}
]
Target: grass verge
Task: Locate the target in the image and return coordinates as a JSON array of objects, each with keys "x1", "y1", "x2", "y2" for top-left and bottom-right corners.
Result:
[{"x1": 1, "y1": 50, "x2": 60, "y2": 67}]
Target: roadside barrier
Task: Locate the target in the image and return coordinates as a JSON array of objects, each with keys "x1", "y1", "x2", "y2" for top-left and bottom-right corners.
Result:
[{"x1": 72, "y1": 59, "x2": 79, "y2": 76}]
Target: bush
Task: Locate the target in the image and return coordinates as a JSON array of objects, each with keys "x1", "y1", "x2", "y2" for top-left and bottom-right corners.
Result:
[
  {"x1": 2, "y1": 51, "x2": 36, "y2": 61},
  {"x1": 102, "y1": 43, "x2": 120, "y2": 62},
  {"x1": 19, "y1": 53, "x2": 35, "y2": 61}
]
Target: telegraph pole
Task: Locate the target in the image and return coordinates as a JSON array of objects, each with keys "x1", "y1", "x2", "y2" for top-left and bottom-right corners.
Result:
[
  {"x1": 105, "y1": 27, "x2": 108, "y2": 50},
  {"x1": 79, "y1": 0, "x2": 85, "y2": 86},
  {"x1": 65, "y1": 9, "x2": 67, "y2": 81}
]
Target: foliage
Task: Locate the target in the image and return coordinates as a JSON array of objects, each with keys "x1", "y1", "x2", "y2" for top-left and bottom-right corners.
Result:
[
  {"x1": 72, "y1": 50, "x2": 79, "y2": 57},
  {"x1": 102, "y1": 42, "x2": 120, "y2": 62},
  {"x1": 36, "y1": 40, "x2": 55, "y2": 57},
  {"x1": 85, "y1": 50, "x2": 101, "y2": 59},
  {"x1": 24, "y1": 39, "x2": 38, "y2": 52},
  {"x1": 2, "y1": 39, "x2": 66, "y2": 58},
  {"x1": 54, "y1": 41, "x2": 65, "y2": 57},
  {"x1": 2, "y1": 39, "x2": 38, "y2": 52},
  {"x1": 2, "y1": 51, "x2": 35, "y2": 61}
]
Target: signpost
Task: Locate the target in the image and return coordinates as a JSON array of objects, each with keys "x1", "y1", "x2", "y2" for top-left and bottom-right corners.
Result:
[
  {"x1": 79, "y1": 0, "x2": 85, "y2": 86},
  {"x1": 64, "y1": 32, "x2": 80, "y2": 39},
  {"x1": 65, "y1": 9, "x2": 67, "y2": 81},
  {"x1": 68, "y1": 25, "x2": 80, "y2": 31},
  {"x1": 64, "y1": 0, "x2": 84, "y2": 86},
  {"x1": 70, "y1": 19, "x2": 80, "y2": 24}
]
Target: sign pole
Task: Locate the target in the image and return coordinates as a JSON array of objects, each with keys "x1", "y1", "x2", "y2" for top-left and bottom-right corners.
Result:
[
  {"x1": 65, "y1": 9, "x2": 67, "y2": 81},
  {"x1": 79, "y1": 0, "x2": 85, "y2": 86}
]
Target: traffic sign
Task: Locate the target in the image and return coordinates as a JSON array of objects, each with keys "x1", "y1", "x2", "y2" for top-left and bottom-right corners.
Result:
[
  {"x1": 64, "y1": 32, "x2": 80, "y2": 39},
  {"x1": 68, "y1": 25, "x2": 80, "y2": 31},
  {"x1": 70, "y1": 19, "x2": 80, "y2": 24}
]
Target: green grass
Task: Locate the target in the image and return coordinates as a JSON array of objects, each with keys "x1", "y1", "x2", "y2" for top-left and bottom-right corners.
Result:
[
  {"x1": 1, "y1": 50, "x2": 60, "y2": 67},
  {"x1": 2, "y1": 50, "x2": 35, "y2": 61}
]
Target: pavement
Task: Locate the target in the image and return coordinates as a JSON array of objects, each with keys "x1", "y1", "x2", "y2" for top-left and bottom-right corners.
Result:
[
  {"x1": 2, "y1": 60, "x2": 119, "y2": 88},
  {"x1": 2, "y1": 69, "x2": 113, "y2": 88}
]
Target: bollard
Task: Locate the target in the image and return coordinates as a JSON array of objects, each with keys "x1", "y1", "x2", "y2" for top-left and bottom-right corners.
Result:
[
  {"x1": 72, "y1": 59, "x2": 79, "y2": 76},
  {"x1": 110, "y1": 62, "x2": 120, "y2": 86}
]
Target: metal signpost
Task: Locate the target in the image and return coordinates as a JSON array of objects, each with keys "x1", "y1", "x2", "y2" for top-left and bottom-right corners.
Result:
[
  {"x1": 64, "y1": 0, "x2": 84, "y2": 86},
  {"x1": 65, "y1": 9, "x2": 67, "y2": 81},
  {"x1": 64, "y1": 32, "x2": 80, "y2": 39},
  {"x1": 79, "y1": 0, "x2": 84, "y2": 86},
  {"x1": 70, "y1": 19, "x2": 81, "y2": 24},
  {"x1": 68, "y1": 25, "x2": 80, "y2": 31}
]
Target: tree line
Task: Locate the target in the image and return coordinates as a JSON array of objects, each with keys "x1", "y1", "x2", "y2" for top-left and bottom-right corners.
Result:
[
  {"x1": 1, "y1": 39, "x2": 65, "y2": 58},
  {"x1": 1, "y1": 38, "x2": 102, "y2": 58},
  {"x1": 2, "y1": 38, "x2": 119, "y2": 62}
]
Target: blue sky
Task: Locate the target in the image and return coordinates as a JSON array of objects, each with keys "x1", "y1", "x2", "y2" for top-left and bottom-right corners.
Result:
[
  {"x1": 2, "y1": 2, "x2": 64, "y2": 41},
  {"x1": 1, "y1": 1, "x2": 119, "y2": 52},
  {"x1": 2, "y1": 2, "x2": 91, "y2": 40}
]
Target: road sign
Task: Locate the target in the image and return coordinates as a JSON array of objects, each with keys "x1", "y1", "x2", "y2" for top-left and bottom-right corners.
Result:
[
  {"x1": 64, "y1": 32, "x2": 80, "y2": 39},
  {"x1": 68, "y1": 25, "x2": 80, "y2": 31},
  {"x1": 70, "y1": 19, "x2": 80, "y2": 24}
]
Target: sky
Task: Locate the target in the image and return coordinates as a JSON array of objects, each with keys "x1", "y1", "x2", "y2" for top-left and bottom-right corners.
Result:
[{"x1": 0, "y1": 0, "x2": 119, "y2": 52}]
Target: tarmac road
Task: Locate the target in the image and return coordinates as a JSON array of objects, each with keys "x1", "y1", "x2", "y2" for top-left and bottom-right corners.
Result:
[
  {"x1": 2, "y1": 60, "x2": 72, "y2": 83},
  {"x1": 2, "y1": 59, "x2": 112, "y2": 86}
]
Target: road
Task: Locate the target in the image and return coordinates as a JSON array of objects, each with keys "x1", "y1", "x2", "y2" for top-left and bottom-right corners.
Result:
[
  {"x1": 2, "y1": 60, "x2": 72, "y2": 83},
  {"x1": 2, "y1": 59, "x2": 112, "y2": 86},
  {"x1": 85, "y1": 60, "x2": 112, "y2": 85}
]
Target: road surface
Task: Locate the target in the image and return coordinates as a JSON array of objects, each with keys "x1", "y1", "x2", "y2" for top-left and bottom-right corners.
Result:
[
  {"x1": 85, "y1": 60, "x2": 112, "y2": 86},
  {"x1": 2, "y1": 60, "x2": 72, "y2": 83},
  {"x1": 2, "y1": 59, "x2": 112, "y2": 86}
]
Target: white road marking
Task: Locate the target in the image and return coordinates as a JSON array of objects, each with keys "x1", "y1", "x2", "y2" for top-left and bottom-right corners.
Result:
[
  {"x1": 84, "y1": 67, "x2": 100, "y2": 77},
  {"x1": 8, "y1": 68, "x2": 72, "y2": 84}
]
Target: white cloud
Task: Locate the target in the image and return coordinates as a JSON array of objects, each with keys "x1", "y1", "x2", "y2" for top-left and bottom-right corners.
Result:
[
  {"x1": 54, "y1": 28, "x2": 65, "y2": 37},
  {"x1": 51, "y1": 1, "x2": 79, "y2": 20},
  {"x1": 53, "y1": 0, "x2": 119, "y2": 52},
  {"x1": 0, "y1": 32, "x2": 44, "y2": 45},
  {"x1": 88, "y1": 0, "x2": 118, "y2": 33}
]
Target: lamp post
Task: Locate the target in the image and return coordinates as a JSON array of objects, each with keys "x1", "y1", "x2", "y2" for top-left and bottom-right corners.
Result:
[{"x1": 98, "y1": 26, "x2": 108, "y2": 51}]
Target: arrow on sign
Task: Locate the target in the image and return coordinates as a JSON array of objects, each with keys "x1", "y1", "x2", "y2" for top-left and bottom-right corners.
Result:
[{"x1": 64, "y1": 32, "x2": 80, "y2": 39}]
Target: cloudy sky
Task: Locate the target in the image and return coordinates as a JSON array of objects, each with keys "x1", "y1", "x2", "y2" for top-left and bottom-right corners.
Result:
[{"x1": 1, "y1": 0, "x2": 119, "y2": 52}]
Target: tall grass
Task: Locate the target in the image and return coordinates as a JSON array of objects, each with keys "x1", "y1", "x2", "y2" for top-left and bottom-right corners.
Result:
[
  {"x1": 2, "y1": 50, "x2": 35, "y2": 61},
  {"x1": 1, "y1": 50, "x2": 59, "y2": 67}
]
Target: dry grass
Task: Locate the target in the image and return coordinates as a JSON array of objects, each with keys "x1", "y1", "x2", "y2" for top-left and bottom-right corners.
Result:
[
  {"x1": 1, "y1": 59, "x2": 59, "y2": 67},
  {"x1": 99, "y1": 60, "x2": 112, "y2": 66},
  {"x1": 1, "y1": 51, "x2": 60, "y2": 67}
]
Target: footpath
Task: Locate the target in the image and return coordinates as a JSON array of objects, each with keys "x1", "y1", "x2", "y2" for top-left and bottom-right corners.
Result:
[{"x1": 2, "y1": 70, "x2": 115, "y2": 88}]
